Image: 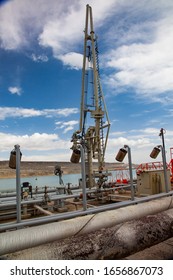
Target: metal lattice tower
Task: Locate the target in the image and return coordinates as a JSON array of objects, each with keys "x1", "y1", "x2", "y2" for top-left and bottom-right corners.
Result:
[{"x1": 71, "y1": 5, "x2": 110, "y2": 188}]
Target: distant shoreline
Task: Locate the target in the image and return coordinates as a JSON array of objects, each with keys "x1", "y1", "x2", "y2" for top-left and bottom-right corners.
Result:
[
  {"x1": 0, "y1": 161, "x2": 131, "y2": 179},
  {"x1": 0, "y1": 171, "x2": 82, "y2": 179}
]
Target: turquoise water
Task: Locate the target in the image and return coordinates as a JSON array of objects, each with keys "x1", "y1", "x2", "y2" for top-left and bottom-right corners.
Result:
[
  {"x1": 0, "y1": 173, "x2": 82, "y2": 192},
  {"x1": 0, "y1": 170, "x2": 136, "y2": 192}
]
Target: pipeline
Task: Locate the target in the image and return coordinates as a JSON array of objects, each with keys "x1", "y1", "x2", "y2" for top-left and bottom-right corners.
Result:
[
  {"x1": 0, "y1": 185, "x2": 115, "y2": 206},
  {"x1": 0, "y1": 195, "x2": 173, "y2": 256},
  {"x1": 0, "y1": 193, "x2": 80, "y2": 209},
  {"x1": 4, "y1": 208, "x2": 173, "y2": 260},
  {"x1": 0, "y1": 184, "x2": 134, "y2": 208},
  {"x1": 0, "y1": 191, "x2": 173, "y2": 232},
  {"x1": 0, "y1": 185, "x2": 80, "y2": 198}
]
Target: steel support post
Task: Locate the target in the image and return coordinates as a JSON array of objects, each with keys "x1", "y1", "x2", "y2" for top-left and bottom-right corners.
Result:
[
  {"x1": 15, "y1": 144, "x2": 21, "y2": 223},
  {"x1": 124, "y1": 145, "x2": 135, "y2": 200},
  {"x1": 80, "y1": 144, "x2": 87, "y2": 210},
  {"x1": 160, "y1": 145, "x2": 169, "y2": 193}
]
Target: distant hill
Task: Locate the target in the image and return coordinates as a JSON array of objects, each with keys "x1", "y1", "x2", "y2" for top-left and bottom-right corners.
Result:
[{"x1": 0, "y1": 160, "x2": 134, "y2": 179}]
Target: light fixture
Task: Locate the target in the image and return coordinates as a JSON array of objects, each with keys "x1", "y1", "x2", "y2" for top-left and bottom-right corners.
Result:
[
  {"x1": 150, "y1": 145, "x2": 161, "y2": 159},
  {"x1": 115, "y1": 147, "x2": 128, "y2": 162}
]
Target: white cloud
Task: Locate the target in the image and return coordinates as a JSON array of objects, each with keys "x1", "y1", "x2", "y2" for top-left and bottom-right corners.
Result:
[
  {"x1": 38, "y1": 0, "x2": 116, "y2": 55},
  {"x1": 57, "y1": 52, "x2": 83, "y2": 69},
  {"x1": 21, "y1": 153, "x2": 71, "y2": 162},
  {"x1": 110, "y1": 131, "x2": 126, "y2": 136},
  {"x1": 1, "y1": 127, "x2": 173, "y2": 163},
  {"x1": 0, "y1": 107, "x2": 79, "y2": 120},
  {"x1": 106, "y1": 136, "x2": 154, "y2": 164},
  {"x1": 8, "y1": 86, "x2": 21, "y2": 96},
  {"x1": 0, "y1": 130, "x2": 75, "y2": 161},
  {"x1": 0, "y1": 107, "x2": 39, "y2": 120},
  {"x1": 0, "y1": 0, "x2": 63, "y2": 50},
  {"x1": 42, "y1": 108, "x2": 79, "y2": 117},
  {"x1": 31, "y1": 53, "x2": 48, "y2": 62},
  {"x1": 1, "y1": 0, "x2": 173, "y2": 88},
  {"x1": 0, "y1": 132, "x2": 71, "y2": 159},
  {"x1": 103, "y1": 7, "x2": 173, "y2": 102},
  {"x1": 0, "y1": 0, "x2": 117, "y2": 68},
  {"x1": 106, "y1": 126, "x2": 173, "y2": 164},
  {"x1": 141, "y1": 128, "x2": 160, "y2": 135},
  {"x1": 55, "y1": 120, "x2": 79, "y2": 133}
]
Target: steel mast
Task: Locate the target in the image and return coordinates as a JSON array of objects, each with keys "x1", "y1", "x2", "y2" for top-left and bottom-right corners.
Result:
[{"x1": 71, "y1": 4, "x2": 110, "y2": 188}]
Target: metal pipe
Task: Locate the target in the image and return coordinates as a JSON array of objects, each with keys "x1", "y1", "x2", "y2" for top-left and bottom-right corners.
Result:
[
  {"x1": 0, "y1": 195, "x2": 173, "y2": 256},
  {"x1": 34, "y1": 205, "x2": 53, "y2": 216},
  {"x1": 5, "y1": 209, "x2": 173, "y2": 260},
  {"x1": 15, "y1": 144, "x2": 21, "y2": 223},
  {"x1": 0, "y1": 191, "x2": 173, "y2": 233},
  {"x1": 0, "y1": 196, "x2": 16, "y2": 201},
  {"x1": 0, "y1": 186, "x2": 80, "y2": 198},
  {"x1": 124, "y1": 145, "x2": 134, "y2": 200},
  {"x1": 0, "y1": 193, "x2": 80, "y2": 209},
  {"x1": 153, "y1": 128, "x2": 169, "y2": 193},
  {"x1": 0, "y1": 184, "x2": 136, "y2": 208},
  {"x1": 80, "y1": 144, "x2": 87, "y2": 210},
  {"x1": 160, "y1": 145, "x2": 169, "y2": 193},
  {"x1": 0, "y1": 185, "x2": 79, "y2": 196},
  {"x1": 0, "y1": 183, "x2": 134, "y2": 200},
  {"x1": 0, "y1": 188, "x2": 71, "y2": 201},
  {"x1": 0, "y1": 190, "x2": 78, "y2": 201},
  {"x1": 0, "y1": 192, "x2": 16, "y2": 198}
]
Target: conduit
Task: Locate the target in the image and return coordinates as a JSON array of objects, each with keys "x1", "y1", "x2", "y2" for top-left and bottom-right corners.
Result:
[{"x1": 0, "y1": 195, "x2": 173, "y2": 256}]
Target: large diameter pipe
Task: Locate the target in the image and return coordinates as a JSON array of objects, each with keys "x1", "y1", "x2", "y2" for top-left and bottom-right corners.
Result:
[
  {"x1": 5, "y1": 208, "x2": 173, "y2": 260},
  {"x1": 0, "y1": 196, "x2": 173, "y2": 256}
]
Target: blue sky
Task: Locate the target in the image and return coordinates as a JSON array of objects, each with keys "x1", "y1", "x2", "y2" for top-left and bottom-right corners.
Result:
[{"x1": 0, "y1": 0, "x2": 173, "y2": 164}]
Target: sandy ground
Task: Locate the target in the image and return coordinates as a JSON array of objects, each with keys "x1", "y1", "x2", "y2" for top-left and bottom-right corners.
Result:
[{"x1": 0, "y1": 161, "x2": 127, "y2": 179}]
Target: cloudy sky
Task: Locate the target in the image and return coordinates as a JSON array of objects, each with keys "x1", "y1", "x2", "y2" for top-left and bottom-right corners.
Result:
[{"x1": 0, "y1": 0, "x2": 173, "y2": 164}]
